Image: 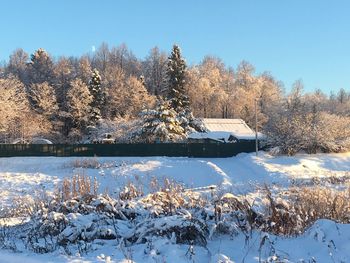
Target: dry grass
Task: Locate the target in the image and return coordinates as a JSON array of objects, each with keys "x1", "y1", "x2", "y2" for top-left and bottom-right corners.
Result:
[
  {"x1": 5, "y1": 174, "x2": 350, "y2": 257},
  {"x1": 263, "y1": 185, "x2": 350, "y2": 236},
  {"x1": 140, "y1": 179, "x2": 207, "y2": 215},
  {"x1": 67, "y1": 157, "x2": 101, "y2": 169},
  {"x1": 0, "y1": 190, "x2": 50, "y2": 218},
  {"x1": 119, "y1": 182, "x2": 144, "y2": 200},
  {"x1": 56, "y1": 173, "x2": 98, "y2": 201},
  {"x1": 66, "y1": 157, "x2": 120, "y2": 170},
  {"x1": 5, "y1": 167, "x2": 350, "y2": 242}
]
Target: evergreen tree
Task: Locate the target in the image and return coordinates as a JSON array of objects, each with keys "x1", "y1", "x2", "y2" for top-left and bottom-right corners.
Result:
[
  {"x1": 137, "y1": 99, "x2": 185, "y2": 143},
  {"x1": 88, "y1": 69, "x2": 104, "y2": 124},
  {"x1": 166, "y1": 45, "x2": 190, "y2": 113},
  {"x1": 166, "y1": 45, "x2": 205, "y2": 132}
]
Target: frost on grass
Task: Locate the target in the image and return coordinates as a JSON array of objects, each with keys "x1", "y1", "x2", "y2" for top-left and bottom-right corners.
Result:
[{"x1": 2, "y1": 178, "x2": 350, "y2": 262}]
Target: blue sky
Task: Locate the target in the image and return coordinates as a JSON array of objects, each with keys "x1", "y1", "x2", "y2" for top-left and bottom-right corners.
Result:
[{"x1": 1, "y1": 0, "x2": 349, "y2": 93}]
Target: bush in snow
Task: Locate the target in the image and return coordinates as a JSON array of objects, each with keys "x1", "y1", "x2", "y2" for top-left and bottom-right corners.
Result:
[
  {"x1": 5, "y1": 178, "x2": 350, "y2": 257},
  {"x1": 67, "y1": 157, "x2": 101, "y2": 169},
  {"x1": 22, "y1": 191, "x2": 211, "y2": 254},
  {"x1": 261, "y1": 185, "x2": 350, "y2": 236},
  {"x1": 266, "y1": 109, "x2": 350, "y2": 155},
  {"x1": 265, "y1": 84, "x2": 350, "y2": 155},
  {"x1": 25, "y1": 195, "x2": 122, "y2": 253}
]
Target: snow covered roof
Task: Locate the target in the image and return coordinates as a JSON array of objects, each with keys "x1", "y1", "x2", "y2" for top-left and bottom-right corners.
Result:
[
  {"x1": 188, "y1": 118, "x2": 265, "y2": 142},
  {"x1": 203, "y1": 118, "x2": 253, "y2": 133},
  {"x1": 11, "y1": 138, "x2": 54, "y2": 144},
  {"x1": 11, "y1": 138, "x2": 30, "y2": 144}
]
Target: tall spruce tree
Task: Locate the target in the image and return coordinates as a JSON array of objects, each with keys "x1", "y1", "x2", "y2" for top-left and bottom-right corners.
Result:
[
  {"x1": 166, "y1": 45, "x2": 190, "y2": 113},
  {"x1": 166, "y1": 45, "x2": 205, "y2": 132},
  {"x1": 88, "y1": 69, "x2": 104, "y2": 124}
]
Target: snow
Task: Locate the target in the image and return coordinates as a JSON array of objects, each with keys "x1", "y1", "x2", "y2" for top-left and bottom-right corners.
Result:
[
  {"x1": 1, "y1": 152, "x2": 350, "y2": 211},
  {"x1": 3, "y1": 219, "x2": 350, "y2": 262},
  {"x1": 1, "y1": 152, "x2": 350, "y2": 262},
  {"x1": 202, "y1": 118, "x2": 253, "y2": 133}
]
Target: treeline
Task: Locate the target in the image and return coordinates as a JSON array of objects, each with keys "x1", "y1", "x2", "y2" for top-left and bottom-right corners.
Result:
[{"x1": 0, "y1": 43, "x2": 349, "y2": 154}]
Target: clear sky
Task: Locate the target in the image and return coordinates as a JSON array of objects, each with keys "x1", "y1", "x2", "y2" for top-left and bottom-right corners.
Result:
[{"x1": 1, "y1": 0, "x2": 349, "y2": 93}]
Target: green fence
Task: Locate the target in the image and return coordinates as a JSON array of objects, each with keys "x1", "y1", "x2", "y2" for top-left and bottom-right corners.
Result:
[{"x1": 0, "y1": 142, "x2": 256, "y2": 158}]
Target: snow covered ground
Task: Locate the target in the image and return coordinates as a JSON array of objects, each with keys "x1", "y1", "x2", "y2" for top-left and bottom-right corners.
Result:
[
  {"x1": 1, "y1": 152, "x2": 350, "y2": 262},
  {"x1": 2, "y1": 219, "x2": 350, "y2": 263}
]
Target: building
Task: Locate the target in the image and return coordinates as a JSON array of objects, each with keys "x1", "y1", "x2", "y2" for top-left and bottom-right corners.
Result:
[{"x1": 188, "y1": 118, "x2": 265, "y2": 143}]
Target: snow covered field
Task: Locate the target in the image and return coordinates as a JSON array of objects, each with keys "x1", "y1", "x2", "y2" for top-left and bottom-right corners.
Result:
[{"x1": 1, "y1": 152, "x2": 350, "y2": 262}]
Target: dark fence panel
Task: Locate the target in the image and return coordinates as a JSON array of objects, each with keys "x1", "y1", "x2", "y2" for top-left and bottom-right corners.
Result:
[{"x1": 0, "y1": 142, "x2": 256, "y2": 158}]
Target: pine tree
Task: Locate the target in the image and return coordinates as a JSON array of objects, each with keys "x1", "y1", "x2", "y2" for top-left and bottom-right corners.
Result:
[{"x1": 88, "y1": 69, "x2": 104, "y2": 124}]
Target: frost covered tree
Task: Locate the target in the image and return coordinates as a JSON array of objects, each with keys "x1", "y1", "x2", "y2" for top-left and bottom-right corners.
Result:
[
  {"x1": 136, "y1": 100, "x2": 185, "y2": 143},
  {"x1": 28, "y1": 48, "x2": 55, "y2": 84},
  {"x1": 2, "y1": 44, "x2": 350, "y2": 144},
  {"x1": 267, "y1": 109, "x2": 350, "y2": 155},
  {"x1": 27, "y1": 82, "x2": 59, "y2": 119},
  {"x1": 266, "y1": 81, "x2": 350, "y2": 155},
  {"x1": 66, "y1": 79, "x2": 93, "y2": 130},
  {"x1": 26, "y1": 81, "x2": 62, "y2": 139},
  {"x1": 333, "y1": 88, "x2": 350, "y2": 115},
  {"x1": 187, "y1": 57, "x2": 232, "y2": 118},
  {"x1": 102, "y1": 65, "x2": 126, "y2": 118},
  {"x1": 337, "y1": 88, "x2": 348, "y2": 104},
  {"x1": 123, "y1": 75, "x2": 155, "y2": 116},
  {"x1": 0, "y1": 76, "x2": 52, "y2": 142},
  {"x1": 187, "y1": 58, "x2": 281, "y2": 129},
  {"x1": 265, "y1": 81, "x2": 308, "y2": 155},
  {"x1": 78, "y1": 56, "x2": 93, "y2": 85},
  {"x1": 5, "y1": 48, "x2": 29, "y2": 84},
  {"x1": 54, "y1": 57, "x2": 75, "y2": 104},
  {"x1": 165, "y1": 45, "x2": 204, "y2": 132},
  {"x1": 93, "y1": 42, "x2": 110, "y2": 74},
  {"x1": 108, "y1": 43, "x2": 141, "y2": 76},
  {"x1": 143, "y1": 46, "x2": 167, "y2": 96},
  {"x1": 315, "y1": 113, "x2": 350, "y2": 152},
  {"x1": 88, "y1": 69, "x2": 104, "y2": 124},
  {"x1": 166, "y1": 45, "x2": 190, "y2": 113},
  {"x1": 0, "y1": 77, "x2": 28, "y2": 139},
  {"x1": 102, "y1": 65, "x2": 155, "y2": 119}
]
